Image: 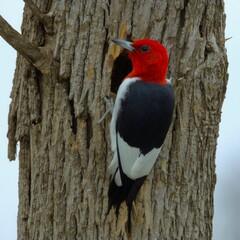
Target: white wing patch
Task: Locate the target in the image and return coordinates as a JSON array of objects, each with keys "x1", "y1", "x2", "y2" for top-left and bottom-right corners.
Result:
[
  {"x1": 118, "y1": 134, "x2": 161, "y2": 180},
  {"x1": 109, "y1": 78, "x2": 140, "y2": 174},
  {"x1": 110, "y1": 77, "x2": 139, "y2": 153},
  {"x1": 130, "y1": 147, "x2": 161, "y2": 179},
  {"x1": 117, "y1": 133, "x2": 140, "y2": 178},
  {"x1": 108, "y1": 77, "x2": 161, "y2": 183}
]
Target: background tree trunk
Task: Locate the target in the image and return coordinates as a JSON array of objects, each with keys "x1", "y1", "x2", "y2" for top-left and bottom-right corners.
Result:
[{"x1": 4, "y1": 0, "x2": 227, "y2": 239}]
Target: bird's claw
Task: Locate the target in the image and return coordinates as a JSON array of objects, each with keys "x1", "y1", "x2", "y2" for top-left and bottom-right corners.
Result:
[{"x1": 98, "y1": 97, "x2": 115, "y2": 123}]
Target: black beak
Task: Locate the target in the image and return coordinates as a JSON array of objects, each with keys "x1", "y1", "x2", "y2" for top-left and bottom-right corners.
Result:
[{"x1": 112, "y1": 39, "x2": 135, "y2": 52}]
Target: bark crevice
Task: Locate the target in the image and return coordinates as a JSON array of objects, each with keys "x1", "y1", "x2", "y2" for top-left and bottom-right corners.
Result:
[{"x1": 24, "y1": 0, "x2": 54, "y2": 34}]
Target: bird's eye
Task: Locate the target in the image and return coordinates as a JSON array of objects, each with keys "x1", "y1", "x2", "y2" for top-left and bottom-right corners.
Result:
[{"x1": 140, "y1": 45, "x2": 150, "y2": 52}]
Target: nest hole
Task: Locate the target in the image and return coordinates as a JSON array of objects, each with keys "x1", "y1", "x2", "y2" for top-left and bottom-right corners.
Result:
[{"x1": 110, "y1": 49, "x2": 132, "y2": 94}]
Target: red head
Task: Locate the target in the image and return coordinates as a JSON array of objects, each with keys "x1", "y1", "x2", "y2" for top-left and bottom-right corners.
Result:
[{"x1": 112, "y1": 39, "x2": 168, "y2": 84}]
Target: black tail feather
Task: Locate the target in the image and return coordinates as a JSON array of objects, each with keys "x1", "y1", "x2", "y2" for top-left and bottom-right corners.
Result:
[
  {"x1": 126, "y1": 176, "x2": 146, "y2": 206},
  {"x1": 108, "y1": 135, "x2": 147, "y2": 234},
  {"x1": 108, "y1": 170, "x2": 147, "y2": 234},
  {"x1": 108, "y1": 175, "x2": 125, "y2": 217},
  {"x1": 108, "y1": 169, "x2": 135, "y2": 214},
  {"x1": 126, "y1": 176, "x2": 147, "y2": 234}
]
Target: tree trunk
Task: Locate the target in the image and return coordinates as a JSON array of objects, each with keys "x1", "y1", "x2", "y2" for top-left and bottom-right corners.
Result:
[{"x1": 3, "y1": 0, "x2": 227, "y2": 239}]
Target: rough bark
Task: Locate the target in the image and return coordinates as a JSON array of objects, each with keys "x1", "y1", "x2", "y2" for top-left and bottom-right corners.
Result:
[{"x1": 4, "y1": 0, "x2": 228, "y2": 239}]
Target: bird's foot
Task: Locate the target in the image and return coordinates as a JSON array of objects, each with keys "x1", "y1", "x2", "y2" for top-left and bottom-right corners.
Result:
[{"x1": 98, "y1": 96, "x2": 115, "y2": 123}]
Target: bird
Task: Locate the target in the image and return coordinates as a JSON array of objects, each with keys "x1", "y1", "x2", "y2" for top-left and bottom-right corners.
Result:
[{"x1": 108, "y1": 38, "x2": 175, "y2": 233}]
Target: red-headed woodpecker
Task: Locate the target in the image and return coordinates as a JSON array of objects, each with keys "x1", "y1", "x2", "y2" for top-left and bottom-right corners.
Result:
[{"x1": 108, "y1": 39, "x2": 174, "y2": 233}]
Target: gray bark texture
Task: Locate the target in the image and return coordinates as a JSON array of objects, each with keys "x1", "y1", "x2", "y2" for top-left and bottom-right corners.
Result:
[{"x1": 4, "y1": 0, "x2": 228, "y2": 239}]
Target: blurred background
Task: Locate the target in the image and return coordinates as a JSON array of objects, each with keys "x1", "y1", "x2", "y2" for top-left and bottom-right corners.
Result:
[{"x1": 0, "y1": 1, "x2": 239, "y2": 239}]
